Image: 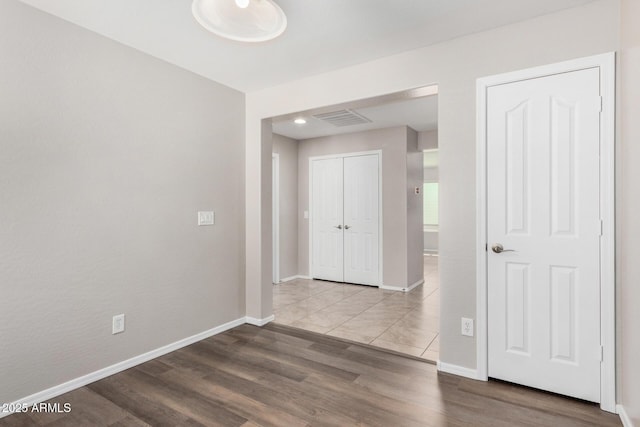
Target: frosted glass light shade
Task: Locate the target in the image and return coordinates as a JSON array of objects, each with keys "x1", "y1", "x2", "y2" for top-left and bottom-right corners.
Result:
[{"x1": 192, "y1": 0, "x2": 287, "y2": 42}]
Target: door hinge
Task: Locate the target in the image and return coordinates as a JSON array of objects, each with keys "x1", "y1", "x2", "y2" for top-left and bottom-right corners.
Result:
[
  {"x1": 597, "y1": 96, "x2": 603, "y2": 112},
  {"x1": 599, "y1": 346, "x2": 604, "y2": 362},
  {"x1": 600, "y1": 220, "x2": 604, "y2": 236},
  {"x1": 485, "y1": 243, "x2": 488, "y2": 252}
]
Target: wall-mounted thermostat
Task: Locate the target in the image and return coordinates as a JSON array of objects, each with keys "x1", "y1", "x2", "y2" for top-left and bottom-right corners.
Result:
[{"x1": 198, "y1": 211, "x2": 215, "y2": 226}]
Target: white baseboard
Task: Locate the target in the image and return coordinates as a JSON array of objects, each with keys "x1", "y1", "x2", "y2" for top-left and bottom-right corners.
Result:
[
  {"x1": 437, "y1": 361, "x2": 480, "y2": 380},
  {"x1": 618, "y1": 404, "x2": 634, "y2": 427},
  {"x1": 278, "y1": 275, "x2": 311, "y2": 283},
  {"x1": 246, "y1": 315, "x2": 275, "y2": 326},
  {"x1": 0, "y1": 317, "x2": 246, "y2": 419},
  {"x1": 380, "y1": 279, "x2": 424, "y2": 293}
]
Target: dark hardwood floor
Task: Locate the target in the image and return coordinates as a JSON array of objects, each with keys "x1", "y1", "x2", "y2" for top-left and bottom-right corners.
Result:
[{"x1": 1, "y1": 323, "x2": 621, "y2": 426}]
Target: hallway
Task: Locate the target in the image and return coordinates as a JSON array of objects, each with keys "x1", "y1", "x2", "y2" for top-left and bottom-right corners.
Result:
[{"x1": 273, "y1": 255, "x2": 439, "y2": 360}]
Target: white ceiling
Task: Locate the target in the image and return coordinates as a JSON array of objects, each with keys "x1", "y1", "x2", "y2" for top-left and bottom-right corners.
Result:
[
  {"x1": 19, "y1": 0, "x2": 597, "y2": 92},
  {"x1": 272, "y1": 95, "x2": 438, "y2": 140}
]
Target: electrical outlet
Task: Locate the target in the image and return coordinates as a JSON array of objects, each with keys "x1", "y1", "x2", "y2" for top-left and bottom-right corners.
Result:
[
  {"x1": 461, "y1": 317, "x2": 474, "y2": 337},
  {"x1": 112, "y1": 314, "x2": 125, "y2": 335}
]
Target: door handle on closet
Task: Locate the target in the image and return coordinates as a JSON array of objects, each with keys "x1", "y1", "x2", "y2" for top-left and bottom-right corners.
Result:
[
  {"x1": 491, "y1": 243, "x2": 515, "y2": 254},
  {"x1": 344, "y1": 225, "x2": 351, "y2": 230},
  {"x1": 334, "y1": 225, "x2": 343, "y2": 230}
]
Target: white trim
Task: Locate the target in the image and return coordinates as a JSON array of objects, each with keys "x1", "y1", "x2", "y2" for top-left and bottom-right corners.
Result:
[
  {"x1": 279, "y1": 274, "x2": 312, "y2": 283},
  {"x1": 475, "y1": 52, "x2": 616, "y2": 412},
  {"x1": 598, "y1": 52, "x2": 617, "y2": 414},
  {"x1": 0, "y1": 317, "x2": 246, "y2": 419},
  {"x1": 307, "y1": 150, "x2": 384, "y2": 162},
  {"x1": 617, "y1": 405, "x2": 634, "y2": 427},
  {"x1": 307, "y1": 156, "x2": 315, "y2": 281},
  {"x1": 379, "y1": 279, "x2": 424, "y2": 293},
  {"x1": 309, "y1": 150, "x2": 383, "y2": 287},
  {"x1": 246, "y1": 315, "x2": 275, "y2": 326},
  {"x1": 272, "y1": 153, "x2": 280, "y2": 284},
  {"x1": 437, "y1": 361, "x2": 480, "y2": 380}
]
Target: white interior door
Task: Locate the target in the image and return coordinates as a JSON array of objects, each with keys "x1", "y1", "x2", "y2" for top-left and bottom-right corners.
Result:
[
  {"x1": 311, "y1": 153, "x2": 380, "y2": 285},
  {"x1": 343, "y1": 155, "x2": 380, "y2": 285},
  {"x1": 487, "y1": 68, "x2": 602, "y2": 402},
  {"x1": 311, "y1": 157, "x2": 344, "y2": 282}
]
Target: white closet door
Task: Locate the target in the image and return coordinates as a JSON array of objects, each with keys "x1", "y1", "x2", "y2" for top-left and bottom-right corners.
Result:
[
  {"x1": 343, "y1": 154, "x2": 380, "y2": 285},
  {"x1": 487, "y1": 68, "x2": 602, "y2": 402},
  {"x1": 311, "y1": 157, "x2": 344, "y2": 282}
]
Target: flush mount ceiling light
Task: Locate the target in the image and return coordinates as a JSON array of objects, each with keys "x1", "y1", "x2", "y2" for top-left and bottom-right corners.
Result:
[
  {"x1": 294, "y1": 118, "x2": 307, "y2": 125},
  {"x1": 192, "y1": 0, "x2": 287, "y2": 43}
]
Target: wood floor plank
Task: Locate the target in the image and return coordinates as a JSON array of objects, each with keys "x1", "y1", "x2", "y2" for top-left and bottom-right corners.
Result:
[
  {"x1": 158, "y1": 368, "x2": 308, "y2": 427},
  {"x1": 118, "y1": 368, "x2": 247, "y2": 427},
  {"x1": 199, "y1": 362, "x2": 362, "y2": 426},
  {"x1": 189, "y1": 339, "x2": 310, "y2": 383},
  {"x1": 107, "y1": 415, "x2": 150, "y2": 427},
  {"x1": 457, "y1": 378, "x2": 622, "y2": 426},
  {"x1": 86, "y1": 375, "x2": 204, "y2": 427},
  {"x1": 160, "y1": 346, "x2": 360, "y2": 426},
  {"x1": 204, "y1": 330, "x2": 361, "y2": 382},
  {"x1": 1, "y1": 324, "x2": 622, "y2": 427}
]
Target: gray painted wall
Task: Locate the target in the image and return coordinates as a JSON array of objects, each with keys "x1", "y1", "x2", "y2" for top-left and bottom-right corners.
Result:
[
  {"x1": 423, "y1": 231, "x2": 439, "y2": 253},
  {"x1": 246, "y1": 0, "x2": 620, "y2": 370},
  {"x1": 421, "y1": 131, "x2": 439, "y2": 253},
  {"x1": 418, "y1": 130, "x2": 438, "y2": 151},
  {"x1": 619, "y1": 0, "x2": 640, "y2": 422},
  {"x1": 423, "y1": 167, "x2": 439, "y2": 183},
  {"x1": 297, "y1": 126, "x2": 422, "y2": 287},
  {"x1": 406, "y1": 128, "x2": 424, "y2": 284},
  {"x1": 423, "y1": 160, "x2": 439, "y2": 252},
  {"x1": 272, "y1": 134, "x2": 299, "y2": 281},
  {"x1": 0, "y1": 0, "x2": 245, "y2": 404}
]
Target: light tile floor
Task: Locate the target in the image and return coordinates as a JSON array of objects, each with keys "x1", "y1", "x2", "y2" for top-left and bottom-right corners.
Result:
[{"x1": 273, "y1": 255, "x2": 439, "y2": 361}]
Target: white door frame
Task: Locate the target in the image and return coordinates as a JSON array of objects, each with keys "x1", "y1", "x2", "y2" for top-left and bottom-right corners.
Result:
[
  {"x1": 272, "y1": 153, "x2": 280, "y2": 284},
  {"x1": 309, "y1": 150, "x2": 383, "y2": 286},
  {"x1": 475, "y1": 52, "x2": 616, "y2": 412}
]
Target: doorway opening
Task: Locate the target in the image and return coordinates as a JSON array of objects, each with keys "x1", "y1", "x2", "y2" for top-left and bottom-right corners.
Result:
[{"x1": 270, "y1": 86, "x2": 440, "y2": 361}]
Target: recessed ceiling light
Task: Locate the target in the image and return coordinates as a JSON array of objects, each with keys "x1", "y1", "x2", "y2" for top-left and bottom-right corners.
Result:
[
  {"x1": 294, "y1": 118, "x2": 307, "y2": 125},
  {"x1": 192, "y1": 0, "x2": 287, "y2": 43}
]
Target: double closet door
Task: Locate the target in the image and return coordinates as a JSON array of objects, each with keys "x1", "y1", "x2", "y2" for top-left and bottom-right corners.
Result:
[{"x1": 311, "y1": 153, "x2": 380, "y2": 286}]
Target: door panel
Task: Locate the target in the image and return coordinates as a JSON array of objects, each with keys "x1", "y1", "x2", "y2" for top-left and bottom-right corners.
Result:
[
  {"x1": 505, "y1": 100, "x2": 530, "y2": 235},
  {"x1": 343, "y1": 154, "x2": 379, "y2": 285},
  {"x1": 505, "y1": 262, "x2": 530, "y2": 354},
  {"x1": 311, "y1": 157, "x2": 344, "y2": 282},
  {"x1": 487, "y1": 68, "x2": 601, "y2": 402}
]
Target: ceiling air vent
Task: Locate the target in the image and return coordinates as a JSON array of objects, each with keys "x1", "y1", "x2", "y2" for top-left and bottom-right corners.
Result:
[{"x1": 312, "y1": 109, "x2": 371, "y2": 127}]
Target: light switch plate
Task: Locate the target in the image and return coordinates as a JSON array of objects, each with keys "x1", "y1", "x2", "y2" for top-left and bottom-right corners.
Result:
[
  {"x1": 112, "y1": 314, "x2": 125, "y2": 335},
  {"x1": 198, "y1": 211, "x2": 215, "y2": 226}
]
